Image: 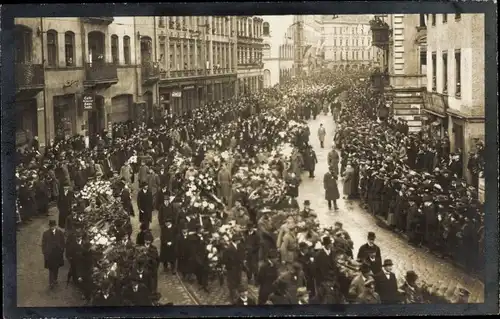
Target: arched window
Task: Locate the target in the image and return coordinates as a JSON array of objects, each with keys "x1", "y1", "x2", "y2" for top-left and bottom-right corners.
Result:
[
  {"x1": 14, "y1": 25, "x2": 33, "y2": 63},
  {"x1": 47, "y1": 30, "x2": 58, "y2": 67},
  {"x1": 111, "y1": 35, "x2": 119, "y2": 64},
  {"x1": 64, "y1": 31, "x2": 75, "y2": 67},
  {"x1": 123, "y1": 36, "x2": 131, "y2": 65},
  {"x1": 263, "y1": 22, "x2": 270, "y2": 36}
]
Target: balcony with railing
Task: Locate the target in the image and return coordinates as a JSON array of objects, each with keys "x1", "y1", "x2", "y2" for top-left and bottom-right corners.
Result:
[
  {"x1": 15, "y1": 63, "x2": 45, "y2": 95},
  {"x1": 83, "y1": 61, "x2": 118, "y2": 87},
  {"x1": 82, "y1": 17, "x2": 114, "y2": 25},
  {"x1": 141, "y1": 62, "x2": 160, "y2": 85},
  {"x1": 369, "y1": 17, "x2": 390, "y2": 48}
]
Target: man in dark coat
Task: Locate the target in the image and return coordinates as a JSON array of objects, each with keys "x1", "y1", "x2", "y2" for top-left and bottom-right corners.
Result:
[
  {"x1": 121, "y1": 184, "x2": 135, "y2": 217},
  {"x1": 160, "y1": 220, "x2": 177, "y2": 274},
  {"x1": 245, "y1": 225, "x2": 260, "y2": 284},
  {"x1": 357, "y1": 232, "x2": 382, "y2": 270},
  {"x1": 256, "y1": 250, "x2": 279, "y2": 305},
  {"x1": 144, "y1": 232, "x2": 160, "y2": 293},
  {"x1": 304, "y1": 146, "x2": 318, "y2": 178},
  {"x1": 92, "y1": 283, "x2": 121, "y2": 306},
  {"x1": 122, "y1": 280, "x2": 151, "y2": 306},
  {"x1": 57, "y1": 182, "x2": 73, "y2": 228},
  {"x1": 374, "y1": 259, "x2": 400, "y2": 304},
  {"x1": 314, "y1": 236, "x2": 339, "y2": 285},
  {"x1": 233, "y1": 284, "x2": 257, "y2": 305},
  {"x1": 323, "y1": 167, "x2": 340, "y2": 210},
  {"x1": 137, "y1": 183, "x2": 154, "y2": 228},
  {"x1": 176, "y1": 229, "x2": 193, "y2": 279},
  {"x1": 41, "y1": 220, "x2": 65, "y2": 289},
  {"x1": 222, "y1": 233, "x2": 246, "y2": 303},
  {"x1": 65, "y1": 230, "x2": 85, "y2": 286},
  {"x1": 327, "y1": 148, "x2": 340, "y2": 175},
  {"x1": 297, "y1": 242, "x2": 316, "y2": 298}
]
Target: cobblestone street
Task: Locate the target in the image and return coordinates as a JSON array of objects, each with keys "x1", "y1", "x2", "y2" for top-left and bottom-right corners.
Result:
[
  {"x1": 16, "y1": 113, "x2": 484, "y2": 306},
  {"x1": 297, "y1": 114, "x2": 485, "y2": 303}
]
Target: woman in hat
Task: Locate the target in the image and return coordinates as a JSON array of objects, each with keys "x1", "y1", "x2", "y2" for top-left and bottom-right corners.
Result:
[{"x1": 400, "y1": 270, "x2": 424, "y2": 304}]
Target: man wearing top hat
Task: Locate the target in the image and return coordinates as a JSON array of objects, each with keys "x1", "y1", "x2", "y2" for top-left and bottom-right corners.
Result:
[
  {"x1": 222, "y1": 233, "x2": 246, "y2": 303},
  {"x1": 357, "y1": 231, "x2": 382, "y2": 269},
  {"x1": 160, "y1": 219, "x2": 177, "y2": 274},
  {"x1": 256, "y1": 249, "x2": 279, "y2": 304},
  {"x1": 314, "y1": 236, "x2": 339, "y2": 287},
  {"x1": 57, "y1": 182, "x2": 73, "y2": 228},
  {"x1": 41, "y1": 220, "x2": 66, "y2": 289},
  {"x1": 374, "y1": 259, "x2": 400, "y2": 304},
  {"x1": 137, "y1": 183, "x2": 154, "y2": 228},
  {"x1": 348, "y1": 263, "x2": 374, "y2": 302}
]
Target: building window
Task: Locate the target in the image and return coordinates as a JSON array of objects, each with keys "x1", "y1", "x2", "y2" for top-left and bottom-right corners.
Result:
[
  {"x1": 47, "y1": 30, "x2": 58, "y2": 67},
  {"x1": 431, "y1": 14, "x2": 436, "y2": 26},
  {"x1": 159, "y1": 17, "x2": 164, "y2": 27},
  {"x1": 455, "y1": 13, "x2": 461, "y2": 20},
  {"x1": 420, "y1": 50, "x2": 427, "y2": 74},
  {"x1": 263, "y1": 22, "x2": 270, "y2": 36},
  {"x1": 431, "y1": 52, "x2": 437, "y2": 91},
  {"x1": 169, "y1": 44, "x2": 175, "y2": 69},
  {"x1": 111, "y1": 34, "x2": 119, "y2": 64},
  {"x1": 442, "y1": 51, "x2": 448, "y2": 93},
  {"x1": 419, "y1": 14, "x2": 426, "y2": 27},
  {"x1": 123, "y1": 35, "x2": 131, "y2": 65},
  {"x1": 442, "y1": 14, "x2": 447, "y2": 23},
  {"x1": 64, "y1": 31, "x2": 75, "y2": 67},
  {"x1": 159, "y1": 40, "x2": 166, "y2": 67},
  {"x1": 455, "y1": 50, "x2": 461, "y2": 97}
]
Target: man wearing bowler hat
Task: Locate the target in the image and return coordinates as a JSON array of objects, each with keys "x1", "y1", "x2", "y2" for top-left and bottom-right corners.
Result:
[
  {"x1": 400, "y1": 270, "x2": 424, "y2": 304},
  {"x1": 374, "y1": 259, "x2": 400, "y2": 304},
  {"x1": 41, "y1": 220, "x2": 65, "y2": 289}
]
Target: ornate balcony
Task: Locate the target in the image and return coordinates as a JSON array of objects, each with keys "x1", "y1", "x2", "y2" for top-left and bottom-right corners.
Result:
[
  {"x1": 84, "y1": 62, "x2": 118, "y2": 88},
  {"x1": 141, "y1": 62, "x2": 160, "y2": 85},
  {"x1": 369, "y1": 18, "x2": 390, "y2": 48},
  {"x1": 15, "y1": 63, "x2": 45, "y2": 96},
  {"x1": 82, "y1": 17, "x2": 114, "y2": 25}
]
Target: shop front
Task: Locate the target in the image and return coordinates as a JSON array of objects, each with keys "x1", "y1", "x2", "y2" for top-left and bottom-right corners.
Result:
[
  {"x1": 182, "y1": 85, "x2": 196, "y2": 112},
  {"x1": 110, "y1": 94, "x2": 133, "y2": 124},
  {"x1": 422, "y1": 91, "x2": 448, "y2": 138},
  {"x1": 16, "y1": 98, "x2": 39, "y2": 147},
  {"x1": 53, "y1": 94, "x2": 77, "y2": 140}
]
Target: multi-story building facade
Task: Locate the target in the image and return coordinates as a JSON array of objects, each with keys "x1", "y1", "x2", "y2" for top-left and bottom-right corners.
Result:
[
  {"x1": 236, "y1": 16, "x2": 264, "y2": 95},
  {"x1": 322, "y1": 15, "x2": 377, "y2": 70},
  {"x1": 261, "y1": 15, "x2": 295, "y2": 88},
  {"x1": 158, "y1": 16, "x2": 238, "y2": 114},
  {"x1": 425, "y1": 13, "x2": 485, "y2": 182},
  {"x1": 298, "y1": 15, "x2": 324, "y2": 74},
  {"x1": 380, "y1": 14, "x2": 428, "y2": 132},
  {"x1": 14, "y1": 16, "x2": 239, "y2": 148}
]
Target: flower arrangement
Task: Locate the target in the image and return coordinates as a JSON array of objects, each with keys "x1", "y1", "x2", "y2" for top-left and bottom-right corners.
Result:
[{"x1": 80, "y1": 179, "x2": 114, "y2": 201}]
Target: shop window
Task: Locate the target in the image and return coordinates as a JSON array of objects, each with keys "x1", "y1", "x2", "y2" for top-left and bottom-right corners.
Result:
[
  {"x1": 64, "y1": 31, "x2": 75, "y2": 67},
  {"x1": 442, "y1": 52, "x2": 448, "y2": 93},
  {"x1": 431, "y1": 52, "x2": 437, "y2": 91},
  {"x1": 123, "y1": 36, "x2": 131, "y2": 65},
  {"x1": 111, "y1": 34, "x2": 119, "y2": 64},
  {"x1": 455, "y1": 50, "x2": 461, "y2": 97},
  {"x1": 47, "y1": 30, "x2": 58, "y2": 67}
]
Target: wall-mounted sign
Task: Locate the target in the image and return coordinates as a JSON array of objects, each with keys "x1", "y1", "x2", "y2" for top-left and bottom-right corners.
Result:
[
  {"x1": 183, "y1": 85, "x2": 195, "y2": 90},
  {"x1": 172, "y1": 91, "x2": 182, "y2": 97},
  {"x1": 82, "y1": 94, "x2": 95, "y2": 110}
]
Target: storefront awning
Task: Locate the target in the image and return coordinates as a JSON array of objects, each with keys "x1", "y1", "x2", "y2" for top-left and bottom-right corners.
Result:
[{"x1": 422, "y1": 108, "x2": 446, "y2": 118}]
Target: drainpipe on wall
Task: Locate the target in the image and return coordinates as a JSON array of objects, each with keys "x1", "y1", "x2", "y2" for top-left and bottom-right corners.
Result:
[
  {"x1": 134, "y1": 18, "x2": 140, "y2": 101},
  {"x1": 153, "y1": 16, "x2": 159, "y2": 116},
  {"x1": 40, "y1": 18, "x2": 49, "y2": 147}
]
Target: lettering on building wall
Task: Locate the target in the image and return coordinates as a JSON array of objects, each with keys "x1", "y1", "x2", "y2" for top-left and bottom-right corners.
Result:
[
  {"x1": 172, "y1": 91, "x2": 182, "y2": 97},
  {"x1": 82, "y1": 94, "x2": 95, "y2": 111}
]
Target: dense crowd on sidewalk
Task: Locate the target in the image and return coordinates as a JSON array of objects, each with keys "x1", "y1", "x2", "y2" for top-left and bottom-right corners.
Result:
[
  {"x1": 15, "y1": 68, "x2": 476, "y2": 306},
  {"x1": 333, "y1": 80, "x2": 484, "y2": 274}
]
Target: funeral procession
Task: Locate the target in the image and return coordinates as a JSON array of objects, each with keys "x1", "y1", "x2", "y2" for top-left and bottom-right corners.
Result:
[{"x1": 13, "y1": 14, "x2": 486, "y2": 307}]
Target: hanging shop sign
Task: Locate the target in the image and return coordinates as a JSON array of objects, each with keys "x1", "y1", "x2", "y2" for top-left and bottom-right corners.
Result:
[
  {"x1": 172, "y1": 91, "x2": 182, "y2": 97},
  {"x1": 82, "y1": 94, "x2": 95, "y2": 111}
]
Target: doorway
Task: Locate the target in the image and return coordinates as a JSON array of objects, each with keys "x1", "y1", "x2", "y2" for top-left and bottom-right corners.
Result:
[{"x1": 88, "y1": 95, "x2": 105, "y2": 146}]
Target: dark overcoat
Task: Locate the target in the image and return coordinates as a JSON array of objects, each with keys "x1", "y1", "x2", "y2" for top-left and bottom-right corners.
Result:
[{"x1": 42, "y1": 228, "x2": 65, "y2": 269}]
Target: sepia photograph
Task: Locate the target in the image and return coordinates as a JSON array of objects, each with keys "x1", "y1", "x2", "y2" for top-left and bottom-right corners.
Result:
[{"x1": 2, "y1": 2, "x2": 497, "y2": 317}]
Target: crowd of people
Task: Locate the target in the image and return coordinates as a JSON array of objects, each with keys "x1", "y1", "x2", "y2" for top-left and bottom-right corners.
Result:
[
  {"x1": 18, "y1": 68, "x2": 477, "y2": 307},
  {"x1": 334, "y1": 78, "x2": 484, "y2": 274}
]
